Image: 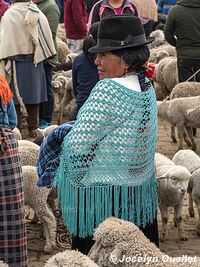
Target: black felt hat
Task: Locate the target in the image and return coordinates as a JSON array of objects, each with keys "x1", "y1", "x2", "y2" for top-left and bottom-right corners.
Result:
[{"x1": 89, "y1": 15, "x2": 154, "y2": 53}]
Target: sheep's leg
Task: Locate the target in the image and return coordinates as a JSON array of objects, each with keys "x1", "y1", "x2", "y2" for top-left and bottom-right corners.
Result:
[
  {"x1": 47, "y1": 188, "x2": 57, "y2": 213},
  {"x1": 60, "y1": 89, "x2": 73, "y2": 122},
  {"x1": 193, "y1": 194, "x2": 200, "y2": 236},
  {"x1": 171, "y1": 126, "x2": 177, "y2": 143},
  {"x1": 188, "y1": 192, "x2": 195, "y2": 217},
  {"x1": 185, "y1": 127, "x2": 196, "y2": 151},
  {"x1": 57, "y1": 94, "x2": 63, "y2": 124},
  {"x1": 30, "y1": 212, "x2": 39, "y2": 224},
  {"x1": 36, "y1": 205, "x2": 57, "y2": 253},
  {"x1": 196, "y1": 206, "x2": 200, "y2": 236},
  {"x1": 174, "y1": 202, "x2": 187, "y2": 241},
  {"x1": 177, "y1": 126, "x2": 184, "y2": 150},
  {"x1": 159, "y1": 205, "x2": 168, "y2": 242}
]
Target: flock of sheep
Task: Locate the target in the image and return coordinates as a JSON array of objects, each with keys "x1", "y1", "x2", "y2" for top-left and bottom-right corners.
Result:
[{"x1": 3, "y1": 25, "x2": 200, "y2": 266}]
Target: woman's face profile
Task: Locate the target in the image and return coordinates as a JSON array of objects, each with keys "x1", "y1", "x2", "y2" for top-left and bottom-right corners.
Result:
[{"x1": 95, "y1": 52, "x2": 127, "y2": 80}]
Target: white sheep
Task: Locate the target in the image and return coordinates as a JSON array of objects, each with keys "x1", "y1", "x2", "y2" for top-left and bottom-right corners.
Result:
[
  {"x1": 58, "y1": 77, "x2": 74, "y2": 124},
  {"x1": 88, "y1": 217, "x2": 200, "y2": 267},
  {"x1": 169, "y1": 82, "x2": 200, "y2": 145},
  {"x1": 56, "y1": 24, "x2": 67, "y2": 42},
  {"x1": 18, "y1": 140, "x2": 40, "y2": 166},
  {"x1": 37, "y1": 124, "x2": 59, "y2": 138},
  {"x1": 155, "y1": 153, "x2": 191, "y2": 242},
  {"x1": 22, "y1": 166, "x2": 57, "y2": 253},
  {"x1": 172, "y1": 149, "x2": 200, "y2": 236},
  {"x1": 148, "y1": 29, "x2": 167, "y2": 50},
  {"x1": 154, "y1": 57, "x2": 178, "y2": 100},
  {"x1": 12, "y1": 127, "x2": 22, "y2": 140},
  {"x1": 45, "y1": 249, "x2": 99, "y2": 267},
  {"x1": 0, "y1": 261, "x2": 8, "y2": 267},
  {"x1": 149, "y1": 44, "x2": 176, "y2": 64},
  {"x1": 56, "y1": 38, "x2": 70, "y2": 64},
  {"x1": 157, "y1": 96, "x2": 200, "y2": 150},
  {"x1": 52, "y1": 72, "x2": 74, "y2": 122}
]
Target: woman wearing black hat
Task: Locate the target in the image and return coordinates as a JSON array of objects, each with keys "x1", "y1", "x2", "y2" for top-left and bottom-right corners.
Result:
[{"x1": 55, "y1": 15, "x2": 159, "y2": 254}]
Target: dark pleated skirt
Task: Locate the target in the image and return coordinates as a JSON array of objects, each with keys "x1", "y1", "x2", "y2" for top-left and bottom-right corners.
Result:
[{"x1": 10, "y1": 56, "x2": 47, "y2": 104}]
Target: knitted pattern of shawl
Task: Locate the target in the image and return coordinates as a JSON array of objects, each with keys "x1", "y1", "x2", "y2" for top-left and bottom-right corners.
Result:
[{"x1": 55, "y1": 78, "x2": 158, "y2": 237}]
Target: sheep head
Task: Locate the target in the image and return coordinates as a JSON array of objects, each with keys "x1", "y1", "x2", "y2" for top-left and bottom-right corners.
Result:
[{"x1": 157, "y1": 165, "x2": 191, "y2": 196}]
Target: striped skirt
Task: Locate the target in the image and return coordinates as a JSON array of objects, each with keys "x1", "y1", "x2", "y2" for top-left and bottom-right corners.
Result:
[{"x1": 0, "y1": 128, "x2": 28, "y2": 267}]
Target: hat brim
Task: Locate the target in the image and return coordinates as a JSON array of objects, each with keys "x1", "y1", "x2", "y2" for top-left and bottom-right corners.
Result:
[{"x1": 89, "y1": 37, "x2": 154, "y2": 53}]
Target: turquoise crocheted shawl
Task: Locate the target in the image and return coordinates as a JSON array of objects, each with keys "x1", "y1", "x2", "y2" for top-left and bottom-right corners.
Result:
[{"x1": 55, "y1": 78, "x2": 158, "y2": 237}]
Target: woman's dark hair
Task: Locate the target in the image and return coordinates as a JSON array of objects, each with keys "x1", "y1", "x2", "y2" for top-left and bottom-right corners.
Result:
[
  {"x1": 111, "y1": 45, "x2": 150, "y2": 73},
  {"x1": 83, "y1": 22, "x2": 100, "y2": 63}
]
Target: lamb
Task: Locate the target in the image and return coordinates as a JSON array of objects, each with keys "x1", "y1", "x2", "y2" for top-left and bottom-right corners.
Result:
[
  {"x1": 18, "y1": 140, "x2": 40, "y2": 166},
  {"x1": 157, "y1": 96, "x2": 200, "y2": 150},
  {"x1": 56, "y1": 38, "x2": 70, "y2": 64},
  {"x1": 172, "y1": 149, "x2": 200, "y2": 236},
  {"x1": 88, "y1": 217, "x2": 200, "y2": 267},
  {"x1": 56, "y1": 23, "x2": 67, "y2": 42},
  {"x1": 37, "y1": 124, "x2": 59, "y2": 138},
  {"x1": 149, "y1": 44, "x2": 176, "y2": 64},
  {"x1": 12, "y1": 127, "x2": 22, "y2": 140},
  {"x1": 18, "y1": 140, "x2": 40, "y2": 150},
  {"x1": 169, "y1": 82, "x2": 200, "y2": 144},
  {"x1": 154, "y1": 57, "x2": 178, "y2": 100},
  {"x1": 52, "y1": 73, "x2": 74, "y2": 122},
  {"x1": 148, "y1": 29, "x2": 167, "y2": 50},
  {"x1": 45, "y1": 250, "x2": 99, "y2": 267},
  {"x1": 22, "y1": 166, "x2": 57, "y2": 253},
  {"x1": 155, "y1": 153, "x2": 191, "y2": 242},
  {"x1": 58, "y1": 78, "x2": 74, "y2": 124},
  {"x1": 0, "y1": 261, "x2": 8, "y2": 267}
]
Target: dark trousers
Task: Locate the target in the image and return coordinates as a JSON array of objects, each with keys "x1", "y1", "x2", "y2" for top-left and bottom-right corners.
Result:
[
  {"x1": 15, "y1": 104, "x2": 39, "y2": 131},
  {"x1": 177, "y1": 58, "x2": 200, "y2": 82},
  {"x1": 39, "y1": 63, "x2": 54, "y2": 123},
  {"x1": 71, "y1": 218, "x2": 159, "y2": 255}
]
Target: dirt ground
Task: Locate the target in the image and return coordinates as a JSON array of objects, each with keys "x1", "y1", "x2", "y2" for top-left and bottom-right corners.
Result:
[{"x1": 27, "y1": 118, "x2": 200, "y2": 266}]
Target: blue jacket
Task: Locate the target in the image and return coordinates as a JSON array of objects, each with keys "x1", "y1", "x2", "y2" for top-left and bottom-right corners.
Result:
[{"x1": 0, "y1": 99, "x2": 17, "y2": 129}]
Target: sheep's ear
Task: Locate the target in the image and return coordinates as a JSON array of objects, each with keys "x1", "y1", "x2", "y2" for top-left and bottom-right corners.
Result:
[
  {"x1": 88, "y1": 240, "x2": 101, "y2": 259},
  {"x1": 110, "y1": 247, "x2": 123, "y2": 262},
  {"x1": 157, "y1": 175, "x2": 167, "y2": 180}
]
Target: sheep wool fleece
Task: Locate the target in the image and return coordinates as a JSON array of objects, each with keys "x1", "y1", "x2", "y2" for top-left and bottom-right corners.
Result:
[{"x1": 56, "y1": 78, "x2": 158, "y2": 237}]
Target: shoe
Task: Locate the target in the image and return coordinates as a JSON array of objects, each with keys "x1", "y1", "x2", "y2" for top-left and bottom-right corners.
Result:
[
  {"x1": 39, "y1": 119, "x2": 51, "y2": 130},
  {"x1": 29, "y1": 129, "x2": 38, "y2": 138}
]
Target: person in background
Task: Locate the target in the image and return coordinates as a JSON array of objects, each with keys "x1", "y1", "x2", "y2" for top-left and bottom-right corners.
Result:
[
  {"x1": 55, "y1": 15, "x2": 158, "y2": 254},
  {"x1": 64, "y1": 0, "x2": 87, "y2": 54},
  {"x1": 0, "y1": 0, "x2": 9, "y2": 21},
  {"x1": 33, "y1": 0, "x2": 60, "y2": 129},
  {"x1": 56, "y1": 0, "x2": 64, "y2": 22},
  {"x1": 87, "y1": 0, "x2": 138, "y2": 31},
  {"x1": 131, "y1": 0, "x2": 157, "y2": 37},
  {"x1": 157, "y1": 0, "x2": 177, "y2": 15},
  {"x1": 0, "y1": 0, "x2": 56, "y2": 137},
  {"x1": 164, "y1": 0, "x2": 200, "y2": 82},
  {"x1": 86, "y1": 0, "x2": 99, "y2": 15},
  {"x1": 0, "y1": 75, "x2": 28, "y2": 267},
  {"x1": 70, "y1": 22, "x2": 99, "y2": 120}
]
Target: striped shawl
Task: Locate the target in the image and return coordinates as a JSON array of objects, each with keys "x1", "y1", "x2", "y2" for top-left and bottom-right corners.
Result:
[{"x1": 0, "y1": 1, "x2": 56, "y2": 64}]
